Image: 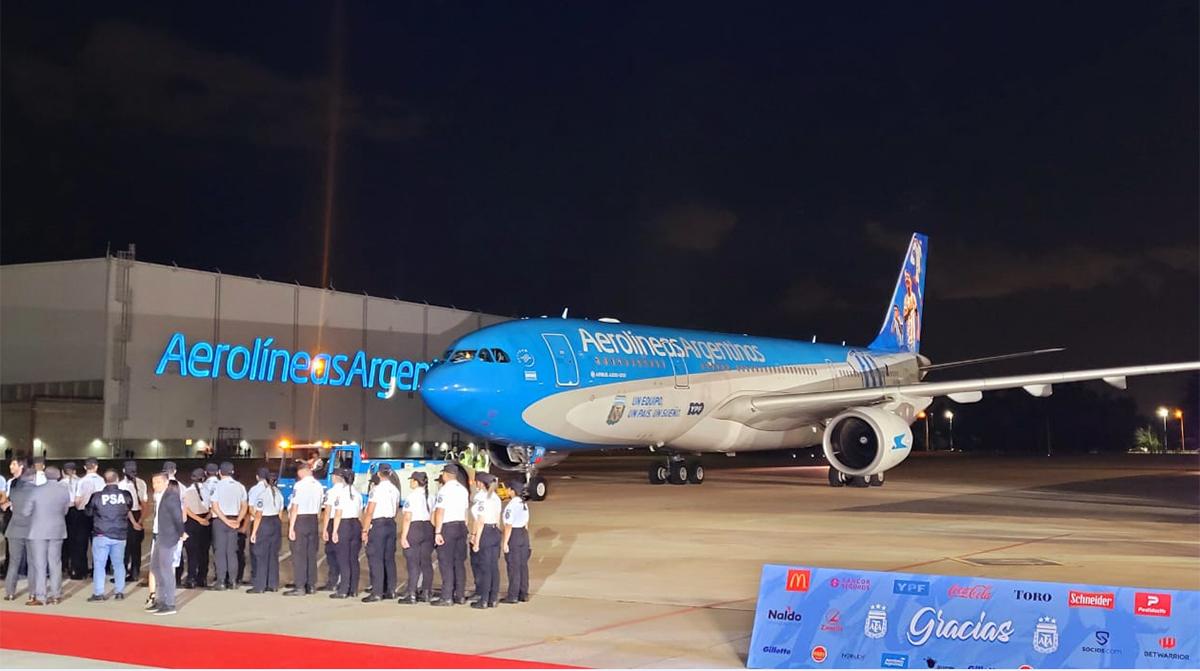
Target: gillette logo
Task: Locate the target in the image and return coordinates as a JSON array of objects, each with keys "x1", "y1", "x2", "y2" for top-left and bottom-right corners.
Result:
[{"x1": 1134, "y1": 592, "x2": 1172, "y2": 617}]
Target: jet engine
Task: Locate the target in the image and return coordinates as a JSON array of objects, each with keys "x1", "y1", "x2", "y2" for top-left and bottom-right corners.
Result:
[
  {"x1": 822, "y1": 406, "x2": 913, "y2": 476},
  {"x1": 487, "y1": 444, "x2": 569, "y2": 471}
]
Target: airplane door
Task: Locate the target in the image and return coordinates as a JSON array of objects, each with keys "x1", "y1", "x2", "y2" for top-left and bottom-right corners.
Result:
[
  {"x1": 825, "y1": 358, "x2": 843, "y2": 391},
  {"x1": 670, "y1": 355, "x2": 690, "y2": 389},
  {"x1": 541, "y1": 333, "x2": 580, "y2": 387}
]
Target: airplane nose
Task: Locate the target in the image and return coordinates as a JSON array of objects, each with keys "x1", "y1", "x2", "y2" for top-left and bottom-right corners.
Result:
[{"x1": 419, "y1": 364, "x2": 472, "y2": 423}]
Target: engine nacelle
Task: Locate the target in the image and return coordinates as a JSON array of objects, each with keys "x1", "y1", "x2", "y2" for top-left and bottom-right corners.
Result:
[
  {"x1": 487, "y1": 444, "x2": 569, "y2": 472},
  {"x1": 822, "y1": 406, "x2": 913, "y2": 476}
]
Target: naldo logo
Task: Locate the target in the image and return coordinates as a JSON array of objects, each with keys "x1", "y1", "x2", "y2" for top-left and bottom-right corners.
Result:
[{"x1": 767, "y1": 606, "x2": 803, "y2": 623}]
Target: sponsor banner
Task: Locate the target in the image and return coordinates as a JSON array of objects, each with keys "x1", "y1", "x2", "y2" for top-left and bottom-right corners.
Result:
[{"x1": 747, "y1": 565, "x2": 1197, "y2": 669}]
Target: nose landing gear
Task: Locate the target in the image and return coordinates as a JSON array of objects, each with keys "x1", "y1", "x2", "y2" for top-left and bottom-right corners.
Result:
[{"x1": 648, "y1": 456, "x2": 704, "y2": 485}]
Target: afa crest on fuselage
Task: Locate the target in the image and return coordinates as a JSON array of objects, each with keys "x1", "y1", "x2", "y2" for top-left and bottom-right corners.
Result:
[{"x1": 607, "y1": 395, "x2": 627, "y2": 425}]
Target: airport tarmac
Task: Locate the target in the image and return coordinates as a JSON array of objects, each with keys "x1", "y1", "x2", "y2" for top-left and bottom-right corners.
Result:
[{"x1": 0, "y1": 452, "x2": 1196, "y2": 668}]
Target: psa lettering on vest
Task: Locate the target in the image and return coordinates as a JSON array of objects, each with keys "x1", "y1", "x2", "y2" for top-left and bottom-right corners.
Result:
[{"x1": 154, "y1": 333, "x2": 431, "y2": 399}]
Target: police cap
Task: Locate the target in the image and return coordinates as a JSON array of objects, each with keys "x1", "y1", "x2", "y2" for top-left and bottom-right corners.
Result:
[
  {"x1": 84, "y1": 457, "x2": 99, "y2": 467},
  {"x1": 219, "y1": 462, "x2": 234, "y2": 476},
  {"x1": 205, "y1": 463, "x2": 219, "y2": 474},
  {"x1": 441, "y1": 463, "x2": 461, "y2": 477},
  {"x1": 476, "y1": 472, "x2": 496, "y2": 485},
  {"x1": 377, "y1": 463, "x2": 393, "y2": 475},
  {"x1": 63, "y1": 462, "x2": 77, "y2": 472},
  {"x1": 409, "y1": 471, "x2": 428, "y2": 486}
]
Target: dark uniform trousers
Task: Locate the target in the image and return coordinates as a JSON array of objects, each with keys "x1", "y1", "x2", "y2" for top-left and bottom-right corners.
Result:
[
  {"x1": 290, "y1": 514, "x2": 319, "y2": 590},
  {"x1": 470, "y1": 541, "x2": 482, "y2": 593},
  {"x1": 474, "y1": 525, "x2": 502, "y2": 605},
  {"x1": 183, "y1": 518, "x2": 211, "y2": 586},
  {"x1": 61, "y1": 509, "x2": 79, "y2": 570},
  {"x1": 212, "y1": 517, "x2": 239, "y2": 587},
  {"x1": 323, "y1": 519, "x2": 340, "y2": 589},
  {"x1": 332, "y1": 518, "x2": 362, "y2": 596},
  {"x1": 237, "y1": 530, "x2": 248, "y2": 584},
  {"x1": 505, "y1": 527, "x2": 531, "y2": 600},
  {"x1": 124, "y1": 519, "x2": 145, "y2": 580},
  {"x1": 251, "y1": 516, "x2": 282, "y2": 591},
  {"x1": 436, "y1": 521, "x2": 468, "y2": 602},
  {"x1": 66, "y1": 508, "x2": 92, "y2": 578},
  {"x1": 365, "y1": 518, "x2": 397, "y2": 597},
  {"x1": 403, "y1": 521, "x2": 434, "y2": 598}
]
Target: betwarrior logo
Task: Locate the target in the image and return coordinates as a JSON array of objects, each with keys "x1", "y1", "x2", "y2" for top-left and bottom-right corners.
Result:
[
  {"x1": 767, "y1": 607, "x2": 803, "y2": 623},
  {"x1": 786, "y1": 569, "x2": 811, "y2": 592},
  {"x1": 1068, "y1": 590, "x2": 1114, "y2": 609},
  {"x1": 1135, "y1": 592, "x2": 1172, "y2": 617}
]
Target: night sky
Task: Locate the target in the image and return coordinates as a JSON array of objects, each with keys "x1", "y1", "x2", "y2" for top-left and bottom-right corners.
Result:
[{"x1": 3, "y1": 2, "x2": 1197, "y2": 415}]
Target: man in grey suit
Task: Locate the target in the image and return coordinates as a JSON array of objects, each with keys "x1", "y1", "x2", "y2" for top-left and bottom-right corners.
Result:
[
  {"x1": 25, "y1": 466, "x2": 71, "y2": 605},
  {"x1": 149, "y1": 471, "x2": 185, "y2": 615},
  {"x1": 4, "y1": 468, "x2": 35, "y2": 601}
]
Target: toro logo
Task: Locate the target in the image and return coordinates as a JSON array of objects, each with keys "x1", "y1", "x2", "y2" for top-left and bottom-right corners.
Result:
[
  {"x1": 1160, "y1": 637, "x2": 1177, "y2": 650},
  {"x1": 811, "y1": 645, "x2": 828, "y2": 663},
  {"x1": 947, "y1": 584, "x2": 993, "y2": 600},
  {"x1": 767, "y1": 606, "x2": 803, "y2": 623},
  {"x1": 785, "y1": 569, "x2": 812, "y2": 592},
  {"x1": 1013, "y1": 589, "x2": 1052, "y2": 602},
  {"x1": 1068, "y1": 590, "x2": 1114, "y2": 609},
  {"x1": 1135, "y1": 592, "x2": 1172, "y2": 617}
]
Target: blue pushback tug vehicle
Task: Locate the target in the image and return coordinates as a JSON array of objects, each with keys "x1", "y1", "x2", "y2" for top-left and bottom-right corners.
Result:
[{"x1": 275, "y1": 442, "x2": 447, "y2": 505}]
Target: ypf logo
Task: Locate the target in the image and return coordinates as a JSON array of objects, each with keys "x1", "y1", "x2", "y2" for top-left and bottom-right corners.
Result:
[
  {"x1": 1135, "y1": 592, "x2": 1172, "y2": 617},
  {"x1": 785, "y1": 568, "x2": 811, "y2": 592},
  {"x1": 811, "y1": 646, "x2": 828, "y2": 663}
]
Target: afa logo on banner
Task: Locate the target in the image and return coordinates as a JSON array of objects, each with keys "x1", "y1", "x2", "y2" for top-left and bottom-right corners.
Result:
[{"x1": 747, "y1": 565, "x2": 1198, "y2": 669}]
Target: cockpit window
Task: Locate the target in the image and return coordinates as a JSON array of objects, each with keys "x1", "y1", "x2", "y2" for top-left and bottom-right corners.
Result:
[
  {"x1": 450, "y1": 350, "x2": 475, "y2": 363},
  {"x1": 492, "y1": 349, "x2": 510, "y2": 363},
  {"x1": 477, "y1": 348, "x2": 494, "y2": 362},
  {"x1": 441, "y1": 349, "x2": 453, "y2": 360}
]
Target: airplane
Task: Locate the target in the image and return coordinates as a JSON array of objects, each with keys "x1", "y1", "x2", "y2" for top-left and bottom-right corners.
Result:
[{"x1": 418, "y1": 233, "x2": 1199, "y2": 500}]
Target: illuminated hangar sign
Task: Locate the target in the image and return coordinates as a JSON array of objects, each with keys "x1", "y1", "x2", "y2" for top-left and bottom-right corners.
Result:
[{"x1": 154, "y1": 333, "x2": 430, "y2": 399}]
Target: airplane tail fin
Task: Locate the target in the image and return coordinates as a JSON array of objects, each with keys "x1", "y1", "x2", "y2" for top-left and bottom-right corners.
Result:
[{"x1": 868, "y1": 232, "x2": 928, "y2": 354}]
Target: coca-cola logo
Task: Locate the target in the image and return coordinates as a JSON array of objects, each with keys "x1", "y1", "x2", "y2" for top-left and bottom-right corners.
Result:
[{"x1": 947, "y1": 584, "x2": 993, "y2": 600}]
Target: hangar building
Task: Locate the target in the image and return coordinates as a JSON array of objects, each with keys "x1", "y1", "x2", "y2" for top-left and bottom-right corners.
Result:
[{"x1": 0, "y1": 251, "x2": 506, "y2": 460}]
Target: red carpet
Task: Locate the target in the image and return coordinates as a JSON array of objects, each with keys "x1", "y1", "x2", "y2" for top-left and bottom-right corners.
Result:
[{"x1": 0, "y1": 611, "x2": 577, "y2": 669}]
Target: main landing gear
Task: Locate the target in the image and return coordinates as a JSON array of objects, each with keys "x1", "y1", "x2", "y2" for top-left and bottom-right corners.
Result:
[
  {"x1": 827, "y1": 466, "x2": 885, "y2": 488},
  {"x1": 649, "y1": 457, "x2": 704, "y2": 485}
]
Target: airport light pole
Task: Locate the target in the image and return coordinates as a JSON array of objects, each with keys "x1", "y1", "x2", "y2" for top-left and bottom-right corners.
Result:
[
  {"x1": 917, "y1": 410, "x2": 930, "y2": 451},
  {"x1": 1175, "y1": 408, "x2": 1186, "y2": 451},
  {"x1": 1157, "y1": 406, "x2": 1170, "y2": 450},
  {"x1": 943, "y1": 410, "x2": 955, "y2": 451}
]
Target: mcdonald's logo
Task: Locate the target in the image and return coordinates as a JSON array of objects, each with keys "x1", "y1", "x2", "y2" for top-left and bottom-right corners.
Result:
[{"x1": 785, "y1": 569, "x2": 812, "y2": 592}]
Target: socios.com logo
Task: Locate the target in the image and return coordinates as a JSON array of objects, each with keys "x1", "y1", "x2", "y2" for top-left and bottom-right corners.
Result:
[{"x1": 155, "y1": 332, "x2": 431, "y2": 399}]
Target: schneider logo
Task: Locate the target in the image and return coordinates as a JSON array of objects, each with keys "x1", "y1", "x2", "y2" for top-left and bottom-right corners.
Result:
[
  {"x1": 785, "y1": 569, "x2": 811, "y2": 592},
  {"x1": 1068, "y1": 590, "x2": 1114, "y2": 609},
  {"x1": 893, "y1": 580, "x2": 930, "y2": 596},
  {"x1": 766, "y1": 607, "x2": 803, "y2": 623},
  {"x1": 155, "y1": 332, "x2": 430, "y2": 399},
  {"x1": 1135, "y1": 592, "x2": 1172, "y2": 617}
]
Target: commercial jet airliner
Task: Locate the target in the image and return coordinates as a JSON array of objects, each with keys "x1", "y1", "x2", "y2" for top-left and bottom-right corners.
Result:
[{"x1": 418, "y1": 233, "x2": 1199, "y2": 500}]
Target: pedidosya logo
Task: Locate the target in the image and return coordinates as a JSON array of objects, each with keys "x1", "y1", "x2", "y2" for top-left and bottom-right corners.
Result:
[{"x1": 155, "y1": 333, "x2": 431, "y2": 399}]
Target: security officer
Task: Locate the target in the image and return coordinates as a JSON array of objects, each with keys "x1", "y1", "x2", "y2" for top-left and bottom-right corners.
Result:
[
  {"x1": 432, "y1": 463, "x2": 469, "y2": 606},
  {"x1": 60, "y1": 463, "x2": 79, "y2": 570},
  {"x1": 467, "y1": 472, "x2": 486, "y2": 598},
  {"x1": 181, "y1": 469, "x2": 211, "y2": 588},
  {"x1": 71, "y1": 458, "x2": 104, "y2": 579},
  {"x1": 117, "y1": 461, "x2": 148, "y2": 582},
  {"x1": 361, "y1": 464, "x2": 400, "y2": 602},
  {"x1": 319, "y1": 475, "x2": 341, "y2": 593},
  {"x1": 247, "y1": 468, "x2": 284, "y2": 594},
  {"x1": 283, "y1": 463, "x2": 323, "y2": 596},
  {"x1": 209, "y1": 462, "x2": 247, "y2": 590},
  {"x1": 202, "y1": 463, "x2": 220, "y2": 499},
  {"x1": 500, "y1": 479, "x2": 531, "y2": 604},
  {"x1": 398, "y1": 471, "x2": 434, "y2": 604},
  {"x1": 85, "y1": 469, "x2": 135, "y2": 601},
  {"x1": 327, "y1": 468, "x2": 362, "y2": 599},
  {"x1": 469, "y1": 472, "x2": 502, "y2": 609},
  {"x1": 245, "y1": 469, "x2": 268, "y2": 587}
]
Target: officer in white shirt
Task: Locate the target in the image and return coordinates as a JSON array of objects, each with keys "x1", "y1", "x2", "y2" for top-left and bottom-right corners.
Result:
[
  {"x1": 181, "y1": 469, "x2": 212, "y2": 588},
  {"x1": 59, "y1": 463, "x2": 79, "y2": 571},
  {"x1": 326, "y1": 468, "x2": 362, "y2": 599},
  {"x1": 283, "y1": 463, "x2": 324, "y2": 596},
  {"x1": 469, "y1": 473, "x2": 503, "y2": 609},
  {"x1": 117, "y1": 461, "x2": 149, "y2": 582},
  {"x1": 501, "y1": 479, "x2": 532, "y2": 603},
  {"x1": 432, "y1": 463, "x2": 469, "y2": 606},
  {"x1": 319, "y1": 479, "x2": 342, "y2": 593},
  {"x1": 467, "y1": 479, "x2": 485, "y2": 598},
  {"x1": 361, "y1": 464, "x2": 400, "y2": 602},
  {"x1": 247, "y1": 468, "x2": 284, "y2": 594},
  {"x1": 201, "y1": 463, "x2": 220, "y2": 501},
  {"x1": 397, "y1": 471, "x2": 434, "y2": 604},
  {"x1": 209, "y1": 462, "x2": 247, "y2": 590},
  {"x1": 32, "y1": 457, "x2": 47, "y2": 486},
  {"x1": 70, "y1": 458, "x2": 105, "y2": 579}
]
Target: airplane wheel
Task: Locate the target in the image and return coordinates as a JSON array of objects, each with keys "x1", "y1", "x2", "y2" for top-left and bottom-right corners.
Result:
[
  {"x1": 827, "y1": 466, "x2": 846, "y2": 487},
  {"x1": 869, "y1": 473, "x2": 885, "y2": 487},
  {"x1": 667, "y1": 462, "x2": 689, "y2": 485},
  {"x1": 688, "y1": 463, "x2": 705, "y2": 484},
  {"x1": 528, "y1": 476, "x2": 549, "y2": 501},
  {"x1": 648, "y1": 463, "x2": 668, "y2": 485},
  {"x1": 848, "y1": 475, "x2": 870, "y2": 488}
]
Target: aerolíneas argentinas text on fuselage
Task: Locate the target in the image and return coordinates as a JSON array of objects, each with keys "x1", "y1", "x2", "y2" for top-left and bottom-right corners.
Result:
[{"x1": 419, "y1": 233, "x2": 1199, "y2": 499}]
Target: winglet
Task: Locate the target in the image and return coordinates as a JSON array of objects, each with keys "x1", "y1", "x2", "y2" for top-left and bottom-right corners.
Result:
[{"x1": 868, "y1": 233, "x2": 928, "y2": 353}]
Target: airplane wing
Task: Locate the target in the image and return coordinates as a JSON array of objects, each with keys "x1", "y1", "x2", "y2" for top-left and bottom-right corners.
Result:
[{"x1": 713, "y1": 362, "x2": 1200, "y2": 424}]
